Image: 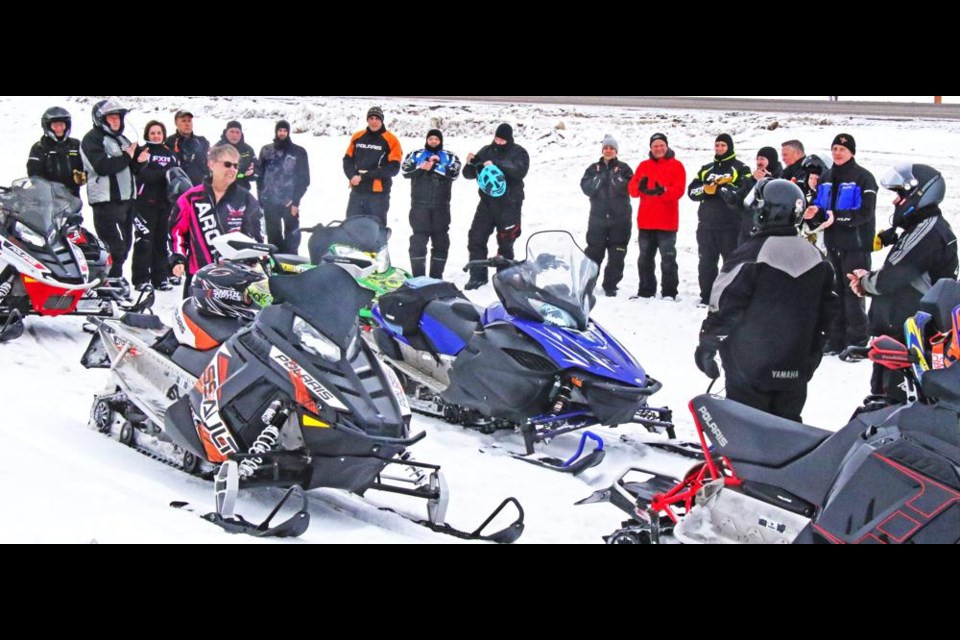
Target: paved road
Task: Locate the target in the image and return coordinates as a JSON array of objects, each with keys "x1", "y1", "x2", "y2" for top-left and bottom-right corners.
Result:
[{"x1": 392, "y1": 96, "x2": 960, "y2": 120}]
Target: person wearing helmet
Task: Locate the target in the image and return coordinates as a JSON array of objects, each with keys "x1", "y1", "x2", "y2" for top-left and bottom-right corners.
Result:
[
  {"x1": 342, "y1": 107, "x2": 400, "y2": 226},
  {"x1": 131, "y1": 121, "x2": 179, "y2": 292},
  {"x1": 802, "y1": 133, "x2": 878, "y2": 356},
  {"x1": 580, "y1": 134, "x2": 634, "y2": 298},
  {"x1": 80, "y1": 98, "x2": 138, "y2": 279},
  {"x1": 27, "y1": 106, "x2": 86, "y2": 198},
  {"x1": 169, "y1": 144, "x2": 265, "y2": 297},
  {"x1": 849, "y1": 163, "x2": 958, "y2": 394},
  {"x1": 687, "y1": 134, "x2": 754, "y2": 306},
  {"x1": 462, "y1": 123, "x2": 531, "y2": 290},
  {"x1": 401, "y1": 128, "x2": 462, "y2": 279},
  {"x1": 695, "y1": 179, "x2": 837, "y2": 422}
]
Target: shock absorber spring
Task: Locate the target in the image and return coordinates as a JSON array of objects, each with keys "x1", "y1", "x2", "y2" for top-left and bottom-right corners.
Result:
[
  {"x1": 237, "y1": 400, "x2": 288, "y2": 478},
  {"x1": 0, "y1": 281, "x2": 11, "y2": 305}
]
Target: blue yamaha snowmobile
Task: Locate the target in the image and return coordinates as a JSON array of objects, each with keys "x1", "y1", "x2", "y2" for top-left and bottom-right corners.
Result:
[{"x1": 368, "y1": 231, "x2": 674, "y2": 473}]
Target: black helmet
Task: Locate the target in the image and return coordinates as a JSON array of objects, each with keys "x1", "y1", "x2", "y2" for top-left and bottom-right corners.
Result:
[
  {"x1": 166, "y1": 167, "x2": 193, "y2": 203},
  {"x1": 750, "y1": 178, "x2": 806, "y2": 231},
  {"x1": 801, "y1": 154, "x2": 830, "y2": 176},
  {"x1": 190, "y1": 262, "x2": 268, "y2": 321},
  {"x1": 881, "y1": 162, "x2": 945, "y2": 228},
  {"x1": 41, "y1": 106, "x2": 71, "y2": 141},
  {"x1": 91, "y1": 98, "x2": 128, "y2": 134}
]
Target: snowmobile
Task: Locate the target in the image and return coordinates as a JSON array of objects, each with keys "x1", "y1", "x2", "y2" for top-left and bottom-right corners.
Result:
[
  {"x1": 0, "y1": 177, "x2": 150, "y2": 341},
  {"x1": 580, "y1": 332, "x2": 960, "y2": 544},
  {"x1": 82, "y1": 234, "x2": 522, "y2": 541},
  {"x1": 368, "y1": 231, "x2": 674, "y2": 473}
]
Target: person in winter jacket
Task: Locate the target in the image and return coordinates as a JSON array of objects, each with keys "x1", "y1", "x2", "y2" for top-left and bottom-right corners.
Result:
[
  {"x1": 27, "y1": 106, "x2": 86, "y2": 198},
  {"x1": 170, "y1": 144, "x2": 264, "y2": 297},
  {"x1": 132, "y1": 121, "x2": 179, "y2": 291},
  {"x1": 81, "y1": 99, "x2": 137, "y2": 279},
  {"x1": 343, "y1": 106, "x2": 402, "y2": 226},
  {"x1": 401, "y1": 128, "x2": 461, "y2": 279},
  {"x1": 729, "y1": 146, "x2": 784, "y2": 243},
  {"x1": 688, "y1": 134, "x2": 753, "y2": 305},
  {"x1": 220, "y1": 120, "x2": 257, "y2": 191},
  {"x1": 166, "y1": 110, "x2": 210, "y2": 186},
  {"x1": 628, "y1": 132, "x2": 686, "y2": 299},
  {"x1": 849, "y1": 163, "x2": 958, "y2": 396},
  {"x1": 462, "y1": 123, "x2": 531, "y2": 289},
  {"x1": 257, "y1": 120, "x2": 310, "y2": 254},
  {"x1": 580, "y1": 134, "x2": 633, "y2": 296},
  {"x1": 803, "y1": 133, "x2": 878, "y2": 354},
  {"x1": 696, "y1": 179, "x2": 837, "y2": 422},
  {"x1": 780, "y1": 139, "x2": 807, "y2": 186}
]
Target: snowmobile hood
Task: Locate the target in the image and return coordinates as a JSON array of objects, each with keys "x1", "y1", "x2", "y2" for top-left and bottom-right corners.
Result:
[{"x1": 485, "y1": 303, "x2": 647, "y2": 386}]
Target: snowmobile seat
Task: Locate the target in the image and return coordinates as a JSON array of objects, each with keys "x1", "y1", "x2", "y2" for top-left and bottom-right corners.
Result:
[
  {"x1": 181, "y1": 299, "x2": 243, "y2": 348},
  {"x1": 172, "y1": 345, "x2": 217, "y2": 379},
  {"x1": 423, "y1": 298, "x2": 483, "y2": 345},
  {"x1": 691, "y1": 395, "x2": 831, "y2": 467},
  {"x1": 120, "y1": 313, "x2": 165, "y2": 330}
]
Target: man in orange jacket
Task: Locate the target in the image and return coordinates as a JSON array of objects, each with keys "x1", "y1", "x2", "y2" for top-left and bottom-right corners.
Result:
[{"x1": 628, "y1": 133, "x2": 686, "y2": 300}]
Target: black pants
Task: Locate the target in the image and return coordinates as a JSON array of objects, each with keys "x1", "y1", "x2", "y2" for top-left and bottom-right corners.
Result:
[
  {"x1": 181, "y1": 271, "x2": 193, "y2": 300},
  {"x1": 637, "y1": 230, "x2": 678, "y2": 298},
  {"x1": 827, "y1": 248, "x2": 870, "y2": 349},
  {"x1": 346, "y1": 191, "x2": 390, "y2": 227},
  {"x1": 584, "y1": 215, "x2": 632, "y2": 293},
  {"x1": 93, "y1": 201, "x2": 134, "y2": 279},
  {"x1": 263, "y1": 203, "x2": 301, "y2": 254},
  {"x1": 467, "y1": 197, "x2": 522, "y2": 282},
  {"x1": 131, "y1": 201, "x2": 170, "y2": 287},
  {"x1": 725, "y1": 374, "x2": 808, "y2": 423},
  {"x1": 696, "y1": 226, "x2": 740, "y2": 305},
  {"x1": 409, "y1": 205, "x2": 451, "y2": 279}
]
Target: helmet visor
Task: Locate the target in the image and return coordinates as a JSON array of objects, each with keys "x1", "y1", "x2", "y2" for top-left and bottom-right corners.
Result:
[{"x1": 881, "y1": 162, "x2": 918, "y2": 192}]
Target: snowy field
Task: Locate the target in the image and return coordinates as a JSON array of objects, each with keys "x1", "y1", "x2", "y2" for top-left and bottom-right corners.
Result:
[{"x1": 2, "y1": 95, "x2": 959, "y2": 543}]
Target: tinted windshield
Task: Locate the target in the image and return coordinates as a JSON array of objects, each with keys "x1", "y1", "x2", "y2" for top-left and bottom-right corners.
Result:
[
  {"x1": 308, "y1": 216, "x2": 389, "y2": 262},
  {"x1": 493, "y1": 231, "x2": 598, "y2": 330},
  {"x1": 0, "y1": 177, "x2": 81, "y2": 235}
]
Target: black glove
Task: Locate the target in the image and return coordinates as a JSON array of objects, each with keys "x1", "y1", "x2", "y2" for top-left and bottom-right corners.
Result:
[
  {"x1": 638, "y1": 177, "x2": 649, "y2": 192},
  {"x1": 650, "y1": 182, "x2": 666, "y2": 196},
  {"x1": 719, "y1": 186, "x2": 739, "y2": 206},
  {"x1": 876, "y1": 227, "x2": 899, "y2": 248},
  {"x1": 694, "y1": 346, "x2": 720, "y2": 379}
]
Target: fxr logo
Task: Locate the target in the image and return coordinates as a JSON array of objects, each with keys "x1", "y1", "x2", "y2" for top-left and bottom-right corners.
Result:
[{"x1": 697, "y1": 405, "x2": 728, "y2": 447}]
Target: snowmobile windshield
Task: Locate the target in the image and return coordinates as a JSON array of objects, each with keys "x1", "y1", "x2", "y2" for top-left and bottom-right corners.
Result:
[
  {"x1": 269, "y1": 263, "x2": 374, "y2": 351},
  {"x1": 0, "y1": 177, "x2": 81, "y2": 238},
  {"x1": 308, "y1": 216, "x2": 392, "y2": 274},
  {"x1": 493, "y1": 231, "x2": 599, "y2": 331}
]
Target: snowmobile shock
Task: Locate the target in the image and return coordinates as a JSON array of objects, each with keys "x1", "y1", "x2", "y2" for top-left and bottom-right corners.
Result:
[{"x1": 237, "y1": 400, "x2": 288, "y2": 478}]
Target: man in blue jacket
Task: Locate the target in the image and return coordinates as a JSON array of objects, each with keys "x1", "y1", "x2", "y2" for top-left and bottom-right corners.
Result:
[{"x1": 803, "y1": 133, "x2": 878, "y2": 355}]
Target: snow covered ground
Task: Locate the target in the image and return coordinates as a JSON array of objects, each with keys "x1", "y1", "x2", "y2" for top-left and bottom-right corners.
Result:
[{"x1": 2, "y1": 95, "x2": 960, "y2": 543}]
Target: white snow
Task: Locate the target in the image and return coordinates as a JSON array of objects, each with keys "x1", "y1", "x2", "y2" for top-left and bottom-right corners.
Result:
[{"x1": 2, "y1": 95, "x2": 959, "y2": 543}]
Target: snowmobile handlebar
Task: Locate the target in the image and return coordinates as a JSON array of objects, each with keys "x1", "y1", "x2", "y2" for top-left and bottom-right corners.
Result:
[{"x1": 463, "y1": 256, "x2": 518, "y2": 272}]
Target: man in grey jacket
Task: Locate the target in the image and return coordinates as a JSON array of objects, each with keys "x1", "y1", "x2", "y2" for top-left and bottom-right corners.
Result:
[{"x1": 81, "y1": 99, "x2": 136, "y2": 279}]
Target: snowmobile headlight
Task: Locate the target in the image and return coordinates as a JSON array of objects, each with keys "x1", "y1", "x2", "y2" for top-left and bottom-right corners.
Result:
[
  {"x1": 293, "y1": 316, "x2": 341, "y2": 362},
  {"x1": 14, "y1": 222, "x2": 45, "y2": 248},
  {"x1": 528, "y1": 299, "x2": 577, "y2": 329},
  {"x1": 374, "y1": 247, "x2": 390, "y2": 273}
]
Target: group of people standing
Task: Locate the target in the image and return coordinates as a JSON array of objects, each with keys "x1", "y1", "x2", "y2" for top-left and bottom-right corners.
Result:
[{"x1": 27, "y1": 101, "x2": 311, "y2": 294}]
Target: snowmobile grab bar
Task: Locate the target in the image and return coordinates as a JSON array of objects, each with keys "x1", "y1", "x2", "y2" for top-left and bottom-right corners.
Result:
[
  {"x1": 365, "y1": 429, "x2": 428, "y2": 447},
  {"x1": 463, "y1": 256, "x2": 518, "y2": 271},
  {"x1": 30, "y1": 273, "x2": 102, "y2": 292}
]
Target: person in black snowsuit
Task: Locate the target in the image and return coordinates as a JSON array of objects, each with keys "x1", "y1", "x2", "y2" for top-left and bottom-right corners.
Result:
[
  {"x1": 27, "y1": 106, "x2": 86, "y2": 198},
  {"x1": 580, "y1": 134, "x2": 634, "y2": 296},
  {"x1": 166, "y1": 109, "x2": 210, "y2": 186},
  {"x1": 696, "y1": 179, "x2": 837, "y2": 423},
  {"x1": 462, "y1": 123, "x2": 531, "y2": 289},
  {"x1": 401, "y1": 129, "x2": 461, "y2": 279},
  {"x1": 257, "y1": 120, "x2": 310, "y2": 254},
  {"x1": 688, "y1": 134, "x2": 753, "y2": 305},
  {"x1": 219, "y1": 120, "x2": 257, "y2": 192},
  {"x1": 803, "y1": 133, "x2": 878, "y2": 354},
  {"x1": 80, "y1": 99, "x2": 137, "y2": 279},
  {"x1": 132, "y1": 120, "x2": 179, "y2": 291},
  {"x1": 343, "y1": 106, "x2": 403, "y2": 225},
  {"x1": 850, "y1": 163, "x2": 958, "y2": 398}
]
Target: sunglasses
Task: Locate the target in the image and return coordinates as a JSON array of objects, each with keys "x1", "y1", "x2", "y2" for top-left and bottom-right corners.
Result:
[{"x1": 221, "y1": 161, "x2": 240, "y2": 169}]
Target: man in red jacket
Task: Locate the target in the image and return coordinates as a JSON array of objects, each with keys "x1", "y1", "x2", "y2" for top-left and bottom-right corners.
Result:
[{"x1": 628, "y1": 133, "x2": 686, "y2": 299}]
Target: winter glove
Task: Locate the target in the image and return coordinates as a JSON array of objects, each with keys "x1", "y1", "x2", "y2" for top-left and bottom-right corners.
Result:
[
  {"x1": 875, "y1": 227, "x2": 899, "y2": 251},
  {"x1": 72, "y1": 169, "x2": 87, "y2": 186},
  {"x1": 703, "y1": 182, "x2": 719, "y2": 196},
  {"x1": 694, "y1": 345, "x2": 720, "y2": 380},
  {"x1": 715, "y1": 175, "x2": 734, "y2": 186},
  {"x1": 638, "y1": 177, "x2": 649, "y2": 192},
  {"x1": 648, "y1": 182, "x2": 666, "y2": 196},
  {"x1": 719, "y1": 186, "x2": 739, "y2": 206}
]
